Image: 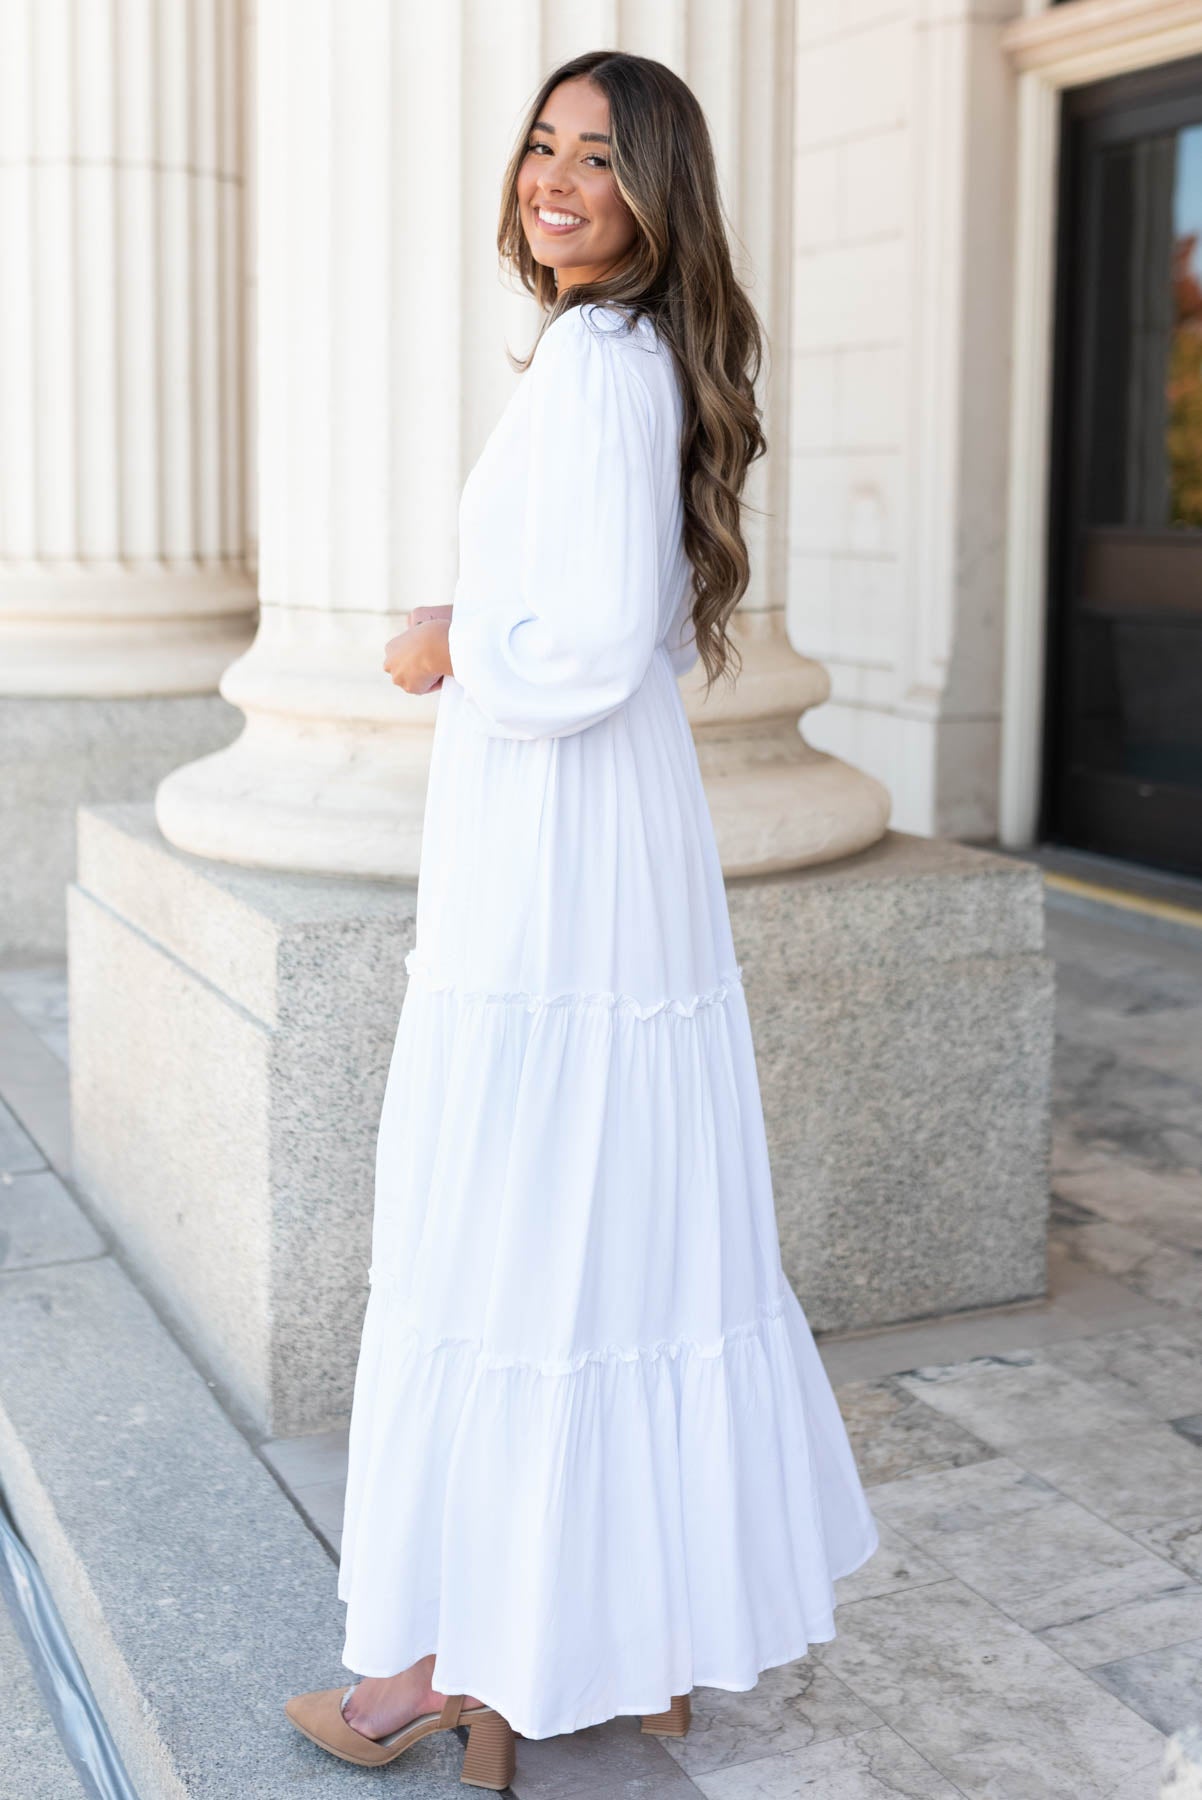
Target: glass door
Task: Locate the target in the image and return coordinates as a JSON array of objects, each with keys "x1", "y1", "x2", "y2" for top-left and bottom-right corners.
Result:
[{"x1": 1045, "y1": 57, "x2": 1202, "y2": 877}]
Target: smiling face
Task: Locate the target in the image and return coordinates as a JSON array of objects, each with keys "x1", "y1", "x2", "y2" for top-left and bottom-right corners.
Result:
[{"x1": 517, "y1": 77, "x2": 639, "y2": 292}]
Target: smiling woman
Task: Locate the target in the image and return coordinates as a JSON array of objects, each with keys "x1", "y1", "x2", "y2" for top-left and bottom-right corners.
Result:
[
  {"x1": 288, "y1": 48, "x2": 880, "y2": 1779},
  {"x1": 520, "y1": 80, "x2": 637, "y2": 283}
]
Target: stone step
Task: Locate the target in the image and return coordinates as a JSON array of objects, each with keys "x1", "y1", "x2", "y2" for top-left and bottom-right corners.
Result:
[
  {"x1": 0, "y1": 1239, "x2": 469, "y2": 1798},
  {"x1": 0, "y1": 1584, "x2": 84, "y2": 1798}
]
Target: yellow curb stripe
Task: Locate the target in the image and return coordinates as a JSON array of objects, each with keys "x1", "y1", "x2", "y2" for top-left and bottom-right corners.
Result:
[{"x1": 1043, "y1": 870, "x2": 1202, "y2": 931}]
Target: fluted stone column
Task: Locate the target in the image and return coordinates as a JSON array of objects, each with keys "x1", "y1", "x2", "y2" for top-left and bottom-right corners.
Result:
[
  {"x1": 155, "y1": 0, "x2": 888, "y2": 878},
  {"x1": 0, "y1": 0, "x2": 256, "y2": 952}
]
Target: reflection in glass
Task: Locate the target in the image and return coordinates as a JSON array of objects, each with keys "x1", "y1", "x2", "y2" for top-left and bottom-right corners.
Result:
[
  {"x1": 1170, "y1": 127, "x2": 1202, "y2": 525},
  {"x1": 1086, "y1": 124, "x2": 1202, "y2": 529}
]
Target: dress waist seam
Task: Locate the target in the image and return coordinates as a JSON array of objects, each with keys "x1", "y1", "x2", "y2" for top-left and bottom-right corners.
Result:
[
  {"x1": 362, "y1": 1269, "x2": 792, "y2": 1376},
  {"x1": 402, "y1": 950, "x2": 744, "y2": 1018}
]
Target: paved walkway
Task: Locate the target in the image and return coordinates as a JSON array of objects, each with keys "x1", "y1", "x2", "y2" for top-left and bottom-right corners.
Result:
[{"x1": 1, "y1": 897, "x2": 1200, "y2": 1797}]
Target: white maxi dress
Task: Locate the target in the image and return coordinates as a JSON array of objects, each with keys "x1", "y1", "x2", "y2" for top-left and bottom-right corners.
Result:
[{"x1": 337, "y1": 299, "x2": 880, "y2": 1741}]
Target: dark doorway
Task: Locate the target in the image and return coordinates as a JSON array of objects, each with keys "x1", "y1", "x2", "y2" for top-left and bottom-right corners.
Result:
[{"x1": 1044, "y1": 57, "x2": 1202, "y2": 878}]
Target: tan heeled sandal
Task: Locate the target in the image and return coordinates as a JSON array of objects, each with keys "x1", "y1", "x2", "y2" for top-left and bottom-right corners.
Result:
[
  {"x1": 284, "y1": 1685, "x2": 516, "y2": 1789},
  {"x1": 641, "y1": 1692, "x2": 691, "y2": 1737}
]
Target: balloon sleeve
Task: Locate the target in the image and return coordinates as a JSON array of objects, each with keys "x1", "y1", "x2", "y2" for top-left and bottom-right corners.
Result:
[{"x1": 447, "y1": 313, "x2": 662, "y2": 740}]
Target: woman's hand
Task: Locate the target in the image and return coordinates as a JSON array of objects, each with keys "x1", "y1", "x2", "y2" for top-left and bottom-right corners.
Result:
[{"x1": 383, "y1": 612, "x2": 454, "y2": 695}]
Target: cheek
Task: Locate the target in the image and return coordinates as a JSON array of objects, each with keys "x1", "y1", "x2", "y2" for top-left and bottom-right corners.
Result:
[{"x1": 594, "y1": 191, "x2": 635, "y2": 245}]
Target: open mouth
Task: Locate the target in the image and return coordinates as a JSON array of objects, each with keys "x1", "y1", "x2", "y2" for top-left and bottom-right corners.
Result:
[{"x1": 533, "y1": 206, "x2": 587, "y2": 235}]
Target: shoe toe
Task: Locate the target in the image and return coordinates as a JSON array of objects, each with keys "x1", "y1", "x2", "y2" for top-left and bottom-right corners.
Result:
[{"x1": 284, "y1": 1686, "x2": 345, "y2": 1736}]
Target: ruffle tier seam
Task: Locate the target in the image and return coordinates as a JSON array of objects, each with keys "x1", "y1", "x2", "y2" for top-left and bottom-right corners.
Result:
[
  {"x1": 364, "y1": 1269, "x2": 789, "y2": 1375},
  {"x1": 402, "y1": 949, "x2": 744, "y2": 1019}
]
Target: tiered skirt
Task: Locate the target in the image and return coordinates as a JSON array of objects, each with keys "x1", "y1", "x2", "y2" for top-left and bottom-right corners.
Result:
[{"x1": 336, "y1": 650, "x2": 880, "y2": 1740}]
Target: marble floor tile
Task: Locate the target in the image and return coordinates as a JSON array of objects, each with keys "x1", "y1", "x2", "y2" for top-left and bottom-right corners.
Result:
[
  {"x1": 657, "y1": 1660, "x2": 879, "y2": 1777},
  {"x1": 1037, "y1": 1323, "x2": 1202, "y2": 1419},
  {"x1": 819, "y1": 1242, "x2": 1172, "y2": 1392},
  {"x1": 516, "y1": 1771, "x2": 702, "y2": 1800},
  {"x1": 1012, "y1": 1421, "x2": 1202, "y2": 1536},
  {"x1": 870, "y1": 1453, "x2": 1202, "y2": 1666},
  {"x1": 0, "y1": 1168, "x2": 104, "y2": 1270},
  {"x1": 1135, "y1": 1516, "x2": 1202, "y2": 1581},
  {"x1": 1050, "y1": 1187, "x2": 1104, "y2": 1228},
  {"x1": 830, "y1": 1521, "x2": 948, "y2": 1607},
  {"x1": 1053, "y1": 1066, "x2": 1202, "y2": 1176},
  {"x1": 1047, "y1": 917, "x2": 1202, "y2": 1004},
  {"x1": 1087, "y1": 1636, "x2": 1202, "y2": 1737},
  {"x1": 511, "y1": 1717, "x2": 703, "y2": 1800},
  {"x1": 689, "y1": 1725, "x2": 963, "y2": 1799},
  {"x1": 1052, "y1": 1118, "x2": 1120, "y2": 1179},
  {"x1": 1039, "y1": 1576, "x2": 1202, "y2": 1670},
  {"x1": 870, "y1": 1454, "x2": 1068, "y2": 1536},
  {"x1": 893, "y1": 1350, "x2": 1149, "y2": 1451},
  {"x1": 1043, "y1": 1236, "x2": 1179, "y2": 1330},
  {"x1": 1058, "y1": 1000, "x2": 1202, "y2": 1087},
  {"x1": 809, "y1": 1576, "x2": 1166, "y2": 1799},
  {"x1": 1057, "y1": 1218, "x2": 1202, "y2": 1314},
  {"x1": 1117, "y1": 1249, "x2": 1202, "y2": 1314},
  {"x1": 1054, "y1": 1164, "x2": 1202, "y2": 1252},
  {"x1": 832, "y1": 1376, "x2": 997, "y2": 1486}
]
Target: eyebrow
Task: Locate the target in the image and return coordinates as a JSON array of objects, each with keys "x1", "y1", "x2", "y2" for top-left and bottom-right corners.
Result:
[{"x1": 531, "y1": 119, "x2": 611, "y2": 145}]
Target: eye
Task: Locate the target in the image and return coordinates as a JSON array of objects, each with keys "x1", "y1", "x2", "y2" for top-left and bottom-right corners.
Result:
[{"x1": 525, "y1": 140, "x2": 610, "y2": 169}]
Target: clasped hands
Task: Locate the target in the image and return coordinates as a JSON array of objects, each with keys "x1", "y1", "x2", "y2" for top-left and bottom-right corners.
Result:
[{"x1": 383, "y1": 605, "x2": 455, "y2": 695}]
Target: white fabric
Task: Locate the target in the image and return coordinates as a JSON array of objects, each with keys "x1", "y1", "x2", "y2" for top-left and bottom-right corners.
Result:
[{"x1": 337, "y1": 300, "x2": 880, "y2": 1740}]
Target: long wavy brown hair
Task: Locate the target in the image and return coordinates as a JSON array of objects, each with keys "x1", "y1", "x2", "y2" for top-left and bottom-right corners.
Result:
[{"x1": 496, "y1": 51, "x2": 767, "y2": 695}]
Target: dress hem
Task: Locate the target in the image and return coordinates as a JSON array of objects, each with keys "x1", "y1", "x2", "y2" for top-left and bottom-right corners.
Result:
[{"x1": 339, "y1": 1522, "x2": 882, "y2": 1742}]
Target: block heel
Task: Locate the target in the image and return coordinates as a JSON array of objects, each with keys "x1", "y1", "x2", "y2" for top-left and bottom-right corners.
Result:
[
  {"x1": 641, "y1": 1692, "x2": 691, "y2": 1737},
  {"x1": 460, "y1": 1705, "x2": 517, "y2": 1789}
]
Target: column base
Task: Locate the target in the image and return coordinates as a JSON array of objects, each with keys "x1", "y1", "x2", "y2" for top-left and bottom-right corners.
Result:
[
  {"x1": 0, "y1": 568, "x2": 256, "y2": 697},
  {"x1": 155, "y1": 604, "x2": 891, "y2": 879}
]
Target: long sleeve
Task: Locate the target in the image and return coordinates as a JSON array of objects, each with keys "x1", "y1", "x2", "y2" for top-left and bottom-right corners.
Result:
[{"x1": 447, "y1": 310, "x2": 662, "y2": 740}]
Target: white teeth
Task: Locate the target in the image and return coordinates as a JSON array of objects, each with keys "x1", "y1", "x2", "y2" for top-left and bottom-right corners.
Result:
[{"x1": 538, "y1": 208, "x2": 584, "y2": 227}]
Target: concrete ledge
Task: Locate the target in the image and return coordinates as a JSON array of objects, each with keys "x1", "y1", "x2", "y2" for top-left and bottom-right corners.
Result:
[{"x1": 0, "y1": 1246, "x2": 468, "y2": 1799}]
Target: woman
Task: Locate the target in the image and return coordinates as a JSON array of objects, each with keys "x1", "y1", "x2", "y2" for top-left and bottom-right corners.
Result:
[{"x1": 285, "y1": 49, "x2": 879, "y2": 1787}]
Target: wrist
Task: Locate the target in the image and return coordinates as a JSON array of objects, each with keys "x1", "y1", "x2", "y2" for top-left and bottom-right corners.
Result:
[{"x1": 430, "y1": 618, "x2": 454, "y2": 680}]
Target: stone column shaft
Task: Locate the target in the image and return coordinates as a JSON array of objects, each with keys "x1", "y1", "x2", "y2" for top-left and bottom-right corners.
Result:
[
  {"x1": 156, "y1": 0, "x2": 887, "y2": 877},
  {"x1": 0, "y1": 0, "x2": 255, "y2": 694}
]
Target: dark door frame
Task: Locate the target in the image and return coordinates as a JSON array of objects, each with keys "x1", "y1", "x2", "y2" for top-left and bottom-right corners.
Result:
[{"x1": 1041, "y1": 51, "x2": 1202, "y2": 873}]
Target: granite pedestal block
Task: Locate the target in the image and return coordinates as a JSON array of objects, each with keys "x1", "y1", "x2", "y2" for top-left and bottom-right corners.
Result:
[
  {"x1": 728, "y1": 834, "x2": 1053, "y2": 1334},
  {"x1": 68, "y1": 803, "x2": 415, "y2": 1437},
  {"x1": 2, "y1": 694, "x2": 243, "y2": 958},
  {"x1": 68, "y1": 806, "x2": 1053, "y2": 1436}
]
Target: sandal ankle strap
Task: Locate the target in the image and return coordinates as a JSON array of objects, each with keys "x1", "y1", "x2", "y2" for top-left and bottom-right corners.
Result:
[{"x1": 437, "y1": 1693, "x2": 465, "y2": 1729}]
